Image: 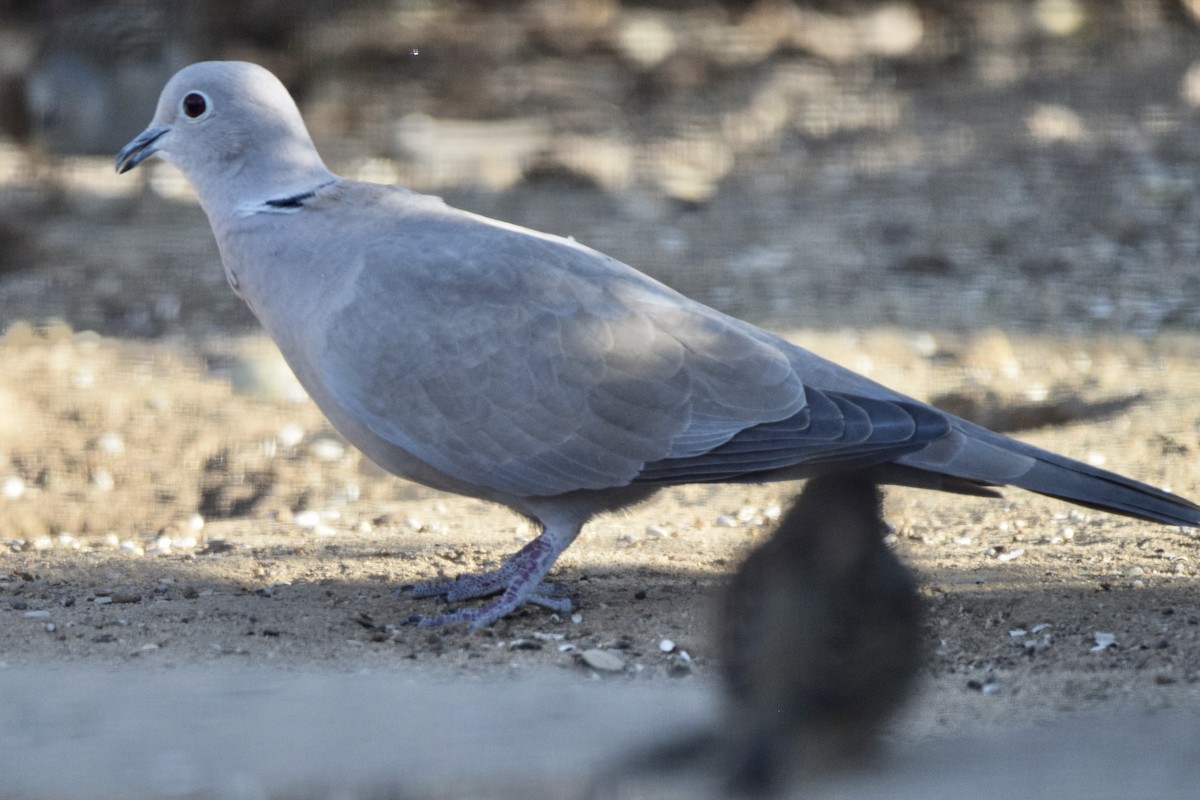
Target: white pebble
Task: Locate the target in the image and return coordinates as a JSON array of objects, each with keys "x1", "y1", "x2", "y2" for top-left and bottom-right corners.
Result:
[
  {"x1": 2, "y1": 476, "x2": 26, "y2": 499},
  {"x1": 571, "y1": 613, "x2": 583, "y2": 624},
  {"x1": 294, "y1": 510, "x2": 322, "y2": 529},
  {"x1": 309, "y1": 437, "x2": 346, "y2": 461},
  {"x1": 118, "y1": 540, "x2": 144, "y2": 556},
  {"x1": 96, "y1": 432, "x2": 125, "y2": 455},
  {"x1": 714, "y1": 514, "x2": 738, "y2": 528},
  {"x1": 94, "y1": 596, "x2": 113, "y2": 605},
  {"x1": 644, "y1": 524, "x2": 670, "y2": 538},
  {"x1": 1091, "y1": 632, "x2": 1118, "y2": 652},
  {"x1": 996, "y1": 548, "x2": 1025, "y2": 563},
  {"x1": 91, "y1": 469, "x2": 115, "y2": 492},
  {"x1": 188, "y1": 514, "x2": 205, "y2": 532},
  {"x1": 659, "y1": 638, "x2": 676, "y2": 653},
  {"x1": 24, "y1": 610, "x2": 50, "y2": 618},
  {"x1": 32, "y1": 536, "x2": 52, "y2": 551},
  {"x1": 581, "y1": 648, "x2": 625, "y2": 672},
  {"x1": 736, "y1": 506, "x2": 757, "y2": 523},
  {"x1": 71, "y1": 368, "x2": 95, "y2": 388},
  {"x1": 763, "y1": 503, "x2": 782, "y2": 521},
  {"x1": 911, "y1": 331, "x2": 937, "y2": 357},
  {"x1": 277, "y1": 424, "x2": 305, "y2": 448}
]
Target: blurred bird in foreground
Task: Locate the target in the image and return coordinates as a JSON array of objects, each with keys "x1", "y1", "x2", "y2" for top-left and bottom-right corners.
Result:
[
  {"x1": 593, "y1": 474, "x2": 921, "y2": 798},
  {"x1": 718, "y1": 474, "x2": 922, "y2": 796}
]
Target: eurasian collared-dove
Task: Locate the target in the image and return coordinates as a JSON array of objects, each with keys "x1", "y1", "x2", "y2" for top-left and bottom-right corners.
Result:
[{"x1": 117, "y1": 61, "x2": 1200, "y2": 629}]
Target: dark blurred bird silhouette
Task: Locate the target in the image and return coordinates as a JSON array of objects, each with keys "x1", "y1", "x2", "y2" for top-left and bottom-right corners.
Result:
[
  {"x1": 589, "y1": 474, "x2": 921, "y2": 799},
  {"x1": 717, "y1": 473, "x2": 922, "y2": 796}
]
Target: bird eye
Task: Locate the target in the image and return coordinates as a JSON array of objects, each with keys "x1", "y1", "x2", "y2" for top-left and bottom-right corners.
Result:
[{"x1": 182, "y1": 92, "x2": 209, "y2": 119}]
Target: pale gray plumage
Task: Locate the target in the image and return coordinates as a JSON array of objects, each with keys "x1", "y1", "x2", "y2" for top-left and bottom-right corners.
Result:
[{"x1": 117, "y1": 61, "x2": 1200, "y2": 629}]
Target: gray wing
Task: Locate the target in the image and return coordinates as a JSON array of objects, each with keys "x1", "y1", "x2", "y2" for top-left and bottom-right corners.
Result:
[{"x1": 317, "y1": 209, "x2": 940, "y2": 497}]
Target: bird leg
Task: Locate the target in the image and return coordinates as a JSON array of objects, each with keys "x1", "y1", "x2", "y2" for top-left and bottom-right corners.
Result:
[{"x1": 401, "y1": 522, "x2": 579, "y2": 629}]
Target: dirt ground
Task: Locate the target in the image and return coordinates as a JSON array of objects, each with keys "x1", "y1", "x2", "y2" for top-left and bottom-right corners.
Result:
[{"x1": 4, "y1": 3, "x2": 1200, "y2": 797}]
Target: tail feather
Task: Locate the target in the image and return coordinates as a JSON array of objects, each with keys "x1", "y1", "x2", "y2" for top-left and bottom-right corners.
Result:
[
  {"x1": 902, "y1": 420, "x2": 1200, "y2": 528},
  {"x1": 1000, "y1": 441, "x2": 1199, "y2": 527}
]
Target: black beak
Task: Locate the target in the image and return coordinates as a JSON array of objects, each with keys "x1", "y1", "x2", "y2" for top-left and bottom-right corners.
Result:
[{"x1": 115, "y1": 126, "x2": 169, "y2": 174}]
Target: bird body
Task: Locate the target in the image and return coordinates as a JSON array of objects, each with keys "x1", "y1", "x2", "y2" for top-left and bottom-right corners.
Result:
[{"x1": 117, "y1": 61, "x2": 1200, "y2": 628}]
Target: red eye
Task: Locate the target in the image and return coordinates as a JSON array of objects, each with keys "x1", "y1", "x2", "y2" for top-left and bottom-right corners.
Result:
[{"x1": 182, "y1": 92, "x2": 208, "y2": 118}]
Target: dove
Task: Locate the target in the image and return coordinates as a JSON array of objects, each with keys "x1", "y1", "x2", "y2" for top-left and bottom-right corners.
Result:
[{"x1": 116, "y1": 61, "x2": 1200, "y2": 629}]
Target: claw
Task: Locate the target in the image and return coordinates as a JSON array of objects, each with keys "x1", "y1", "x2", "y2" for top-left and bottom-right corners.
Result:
[{"x1": 397, "y1": 525, "x2": 579, "y2": 628}]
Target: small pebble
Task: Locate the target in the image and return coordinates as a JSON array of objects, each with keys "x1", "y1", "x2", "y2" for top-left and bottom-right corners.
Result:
[
  {"x1": 714, "y1": 514, "x2": 738, "y2": 528},
  {"x1": 658, "y1": 638, "x2": 675, "y2": 653},
  {"x1": 1091, "y1": 632, "x2": 1118, "y2": 652},
  {"x1": 996, "y1": 548, "x2": 1025, "y2": 563},
  {"x1": 309, "y1": 437, "x2": 346, "y2": 461},
  {"x1": 2, "y1": 476, "x2": 25, "y2": 499},
  {"x1": 277, "y1": 424, "x2": 305, "y2": 448},
  {"x1": 96, "y1": 432, "x2": 125, "y2": 455},
  {"x1": 294, "y1": 510, "x2": 322, "y2": 529},
  {"x1": 24, "y1": 610, "x2": 50, "y2": 618},
  {"x1": 581, "y1": 648, "x2": 625, "y2": 672}
]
